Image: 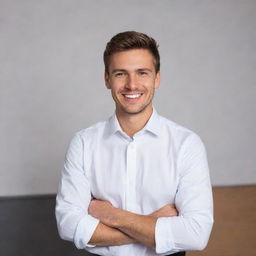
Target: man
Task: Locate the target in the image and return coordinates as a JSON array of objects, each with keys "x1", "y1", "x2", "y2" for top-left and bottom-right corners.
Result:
[{"x1": 56, "y1": 31, "x2": 213, "y2": 256}]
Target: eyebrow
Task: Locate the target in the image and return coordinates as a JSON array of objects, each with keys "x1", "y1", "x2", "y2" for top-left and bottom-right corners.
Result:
[
  {"x1": 111, "y1": 69, "x2": 127, "y2": 74},
  {"x1": 137, "y1": 68, "x2": 153, "y2": 73}
]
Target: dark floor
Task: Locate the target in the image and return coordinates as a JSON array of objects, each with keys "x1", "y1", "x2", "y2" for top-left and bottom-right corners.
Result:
[{"x1": 0, "y1": 196, "x2": 92, "y2": 256}]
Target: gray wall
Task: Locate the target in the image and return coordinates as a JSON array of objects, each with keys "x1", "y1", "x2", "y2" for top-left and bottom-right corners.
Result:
[{"x1": 1, "y1": 0, "x2": 255, "y2": 196}]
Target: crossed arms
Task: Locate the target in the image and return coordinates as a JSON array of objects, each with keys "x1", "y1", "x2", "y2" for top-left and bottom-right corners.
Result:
[
  {"x1": 56, "y1": 133, "x2": 213, "y2": 253},
  {"x1": 88, "y1": 200, "x2": 178, "y2": 248}
]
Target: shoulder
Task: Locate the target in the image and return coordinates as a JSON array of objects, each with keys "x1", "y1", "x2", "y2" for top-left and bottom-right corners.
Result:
[
  {"x1": 78, "y1": 120, "x2": 107, "y2": 136},
  {"x1": 158, "y1": 114, "x2": 204, "y2": 149},
  {"x1": 159, "y1": 115, "x2": 197, "y2": 138},
  {"x1": 71, "y1": 119, "x2": 109, "y2": 144}
]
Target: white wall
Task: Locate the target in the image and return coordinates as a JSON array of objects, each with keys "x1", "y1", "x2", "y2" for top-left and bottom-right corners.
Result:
[{"x1": 1, "y1": 0, "x2": 255, "y2": 196}]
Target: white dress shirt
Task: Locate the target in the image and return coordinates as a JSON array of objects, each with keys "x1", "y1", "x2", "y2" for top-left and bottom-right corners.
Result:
[{"x1": 56, "y1": 108, "x2": 213, "y2": 256}]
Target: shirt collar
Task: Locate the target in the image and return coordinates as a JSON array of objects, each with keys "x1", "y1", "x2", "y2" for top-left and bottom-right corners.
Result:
[
  {"x1": 107, "y1": 113, "x2": 123, "y2": 136},
  {"x1": 107, "y1": 107, "x2": 161, "y2": 137},
  {"x1": 143, "y1": 107, "x2": 161, "y2": 136}
]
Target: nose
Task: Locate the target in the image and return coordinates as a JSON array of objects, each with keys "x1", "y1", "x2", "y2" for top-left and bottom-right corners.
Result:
[{"x1": 125, "y1": 74, "x2": 137, "y2": 90}]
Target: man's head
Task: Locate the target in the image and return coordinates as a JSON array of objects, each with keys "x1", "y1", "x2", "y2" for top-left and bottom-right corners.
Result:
[
  {"x1": 104, "y1": 31, "x2": 160, "y2": 116},
  {"x1": 104, "y1": 31, "x2": 160, "y2": 74}
]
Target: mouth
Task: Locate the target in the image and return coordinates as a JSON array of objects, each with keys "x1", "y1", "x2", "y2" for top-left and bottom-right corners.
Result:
[{"x1": 122, "y1": 93, "x2": 143, "y2": 99}]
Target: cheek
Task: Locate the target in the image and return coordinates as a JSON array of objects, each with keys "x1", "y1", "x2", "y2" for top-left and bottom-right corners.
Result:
[
  {"x1": 143, "y1": 81, "x2": 156, "y2": 91},
  {"x1": 111, "y1": 80, "x2": 125, "y2": 91}
]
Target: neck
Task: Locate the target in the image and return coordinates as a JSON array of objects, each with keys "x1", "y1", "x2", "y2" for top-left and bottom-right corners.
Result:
[{"x1": 116, "y1": 106, "x2": 153, "y2": 137}]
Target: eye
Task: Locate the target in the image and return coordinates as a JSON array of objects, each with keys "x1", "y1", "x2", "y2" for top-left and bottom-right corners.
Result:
[
  {"x1": 138, "y1": 71, "x2": 148, "y2": 76},
  {"x1": 114, "y1": 72, "x2": 126, "y2": 77}
]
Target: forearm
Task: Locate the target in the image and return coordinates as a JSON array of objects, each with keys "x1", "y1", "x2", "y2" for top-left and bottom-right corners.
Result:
[
  {"x1": 88, "y1": 221, "x2": 135, "y2": 246},
  {"x1": 88, "y1": 200, "x2": 178, "y2": 249},
  {"x1": 112, "y1": 209, "x2": 157, "y2": 249}
]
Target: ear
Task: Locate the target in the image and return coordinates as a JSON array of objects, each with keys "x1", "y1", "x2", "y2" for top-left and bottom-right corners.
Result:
[
  {"x1": 154, "y1": 71, "x2": 160, "y2": 89},
  {"x1": 104, "y1": 72, "x2": 111, "y2": 89}
]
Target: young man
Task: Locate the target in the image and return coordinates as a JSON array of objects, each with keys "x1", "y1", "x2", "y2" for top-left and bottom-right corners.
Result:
[{"x1": 56, "y1": 31, "x2": 214, "y2": 256}]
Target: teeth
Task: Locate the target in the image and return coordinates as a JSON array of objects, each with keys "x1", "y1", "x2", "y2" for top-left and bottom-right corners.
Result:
[{"x1": 124, "y1": 94, "x2": 141, "y2": 99}]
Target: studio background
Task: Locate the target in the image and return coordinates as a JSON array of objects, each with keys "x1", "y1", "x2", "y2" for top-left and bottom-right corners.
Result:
[{"x1": 1, "y1": 0, "x2": 255, "y2": 196}]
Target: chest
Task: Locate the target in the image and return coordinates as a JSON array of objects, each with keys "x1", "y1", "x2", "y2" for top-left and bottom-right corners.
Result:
[{"x1": 85, "y1": 137, "x2": 179, "y2": 213}]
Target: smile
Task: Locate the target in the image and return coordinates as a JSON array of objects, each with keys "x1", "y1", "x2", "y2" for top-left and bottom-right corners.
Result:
[{"x1": 123, "y1": 93, "x2": 142, "y2": 99}]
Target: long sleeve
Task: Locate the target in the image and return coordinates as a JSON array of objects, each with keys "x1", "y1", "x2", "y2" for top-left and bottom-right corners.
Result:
[
  {"x1": 155, "y1": 133, "x2": 214, "y2": 254},
  {"x1": 55, "y1": 133, "x2": 99, "y2": 249}
]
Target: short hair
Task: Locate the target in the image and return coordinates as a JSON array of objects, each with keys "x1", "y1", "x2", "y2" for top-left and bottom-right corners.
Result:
[{"x1": 104, "y1": 31, "x2": 160, "y2": 74}]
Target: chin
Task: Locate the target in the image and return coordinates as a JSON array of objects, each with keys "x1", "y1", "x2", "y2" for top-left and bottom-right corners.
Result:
[{"x1": 120, "y1": 105, "x2": 149, "y2": 115}]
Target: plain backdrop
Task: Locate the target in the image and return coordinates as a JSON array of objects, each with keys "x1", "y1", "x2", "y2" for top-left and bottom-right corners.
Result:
[{"x1": 1, "y1": 0, "x2": 255, "y2": 196}]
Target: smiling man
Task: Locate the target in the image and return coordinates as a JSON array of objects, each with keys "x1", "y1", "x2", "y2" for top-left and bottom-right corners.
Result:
[{"x1": 56, "y1": 31, "x2": 214, "y2": 256}]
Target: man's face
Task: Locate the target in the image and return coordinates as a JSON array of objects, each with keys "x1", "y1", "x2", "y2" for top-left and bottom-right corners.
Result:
[{"x1": 105, "y1": 49, "x2": 160, "y2": 116}]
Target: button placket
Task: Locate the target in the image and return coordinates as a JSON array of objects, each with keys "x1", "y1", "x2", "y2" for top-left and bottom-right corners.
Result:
[{"x1": 125, "y1": 141, "x2": 137, "y2": 211}]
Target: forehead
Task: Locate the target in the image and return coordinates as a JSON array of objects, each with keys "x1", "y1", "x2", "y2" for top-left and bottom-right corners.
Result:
[{"x1": 108, "y1": 49, "x2": 155, "y2": 71}]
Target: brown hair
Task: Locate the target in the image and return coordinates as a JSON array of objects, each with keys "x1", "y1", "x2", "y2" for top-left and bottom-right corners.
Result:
[{"x1": 104, "y1": 31, "x2": 160, "y2": 74}]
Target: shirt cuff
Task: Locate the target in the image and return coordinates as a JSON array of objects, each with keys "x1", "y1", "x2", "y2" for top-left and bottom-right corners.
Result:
[
  {"x1": 74, "y1": 214, "x2": 100, "y2": 249},
  {"x1": 155, "y1": 217, "x2": 175, "y2": 254}
]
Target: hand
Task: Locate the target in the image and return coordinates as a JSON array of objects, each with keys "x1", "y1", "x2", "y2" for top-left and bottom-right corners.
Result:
[
  {"x1": 149, "y1": 204, "x2": 178, "y2": 218},
  {"x1": 88, "y1": 199, "x2": 120, "y2": 227}
]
